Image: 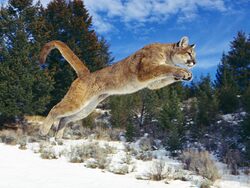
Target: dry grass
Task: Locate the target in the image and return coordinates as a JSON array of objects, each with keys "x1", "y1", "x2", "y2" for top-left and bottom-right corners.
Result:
[
  {"x1": 39, "y1": 142, "x2": 58, "y2": 159},
  {"x1": 145, "y1": 160, "x2": 171, "y2": 181},
  {"x1": 224, "y1": 149, "x2": 241, "y2": 175},
  {"x1": 200, "y1": 179, "x2": 212, "y2": 188},
  {"x1": 0, "y1": 129, "x2": 23, "y2": 145},
  {"x1": 68, "y1": 142, "x2": 115, "y2": 169},
  {"x1": 181, "y1": 150, "x2": 220, "y2": 181}
]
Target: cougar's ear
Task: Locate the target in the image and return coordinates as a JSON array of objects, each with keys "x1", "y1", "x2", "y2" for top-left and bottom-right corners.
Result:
[
  {"x1": 177, "y1": 36, "x2": 189, "y2": 48},
  {"x1": 190, "y1": 44, "x2": 196, "y2": 49}
]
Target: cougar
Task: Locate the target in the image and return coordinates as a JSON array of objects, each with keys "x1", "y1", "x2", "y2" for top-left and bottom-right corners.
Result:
[{"x1": 39, "y1": 36, "x2": 196, "y2": 138}]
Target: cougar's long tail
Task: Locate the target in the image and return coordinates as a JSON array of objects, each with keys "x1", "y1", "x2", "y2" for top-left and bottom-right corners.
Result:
[{"x1": 40, "y1": 40, "x2": 90, "y2": 77}]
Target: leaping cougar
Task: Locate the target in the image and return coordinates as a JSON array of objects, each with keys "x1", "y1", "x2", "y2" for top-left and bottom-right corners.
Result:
[{"x1": 39, "y1": 36, "x2": 196, "y2": 139}]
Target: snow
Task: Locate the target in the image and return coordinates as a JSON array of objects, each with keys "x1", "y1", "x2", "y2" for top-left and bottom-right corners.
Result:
[
  {"x1": 214, "y1": 176, "x2": 250, "y2": 188},
  {"x1": 221, "y1": 114, "x2": 235, "y2": 121},
  {"x1": 0, "y1": 143, "x2": 191, "y2": 188},
  {"x1": 0, "y1": 138, "x2": 249, "y2": 188},
  {"x1": 213, "y1": 154, "x2": 250, "y2": 188}
]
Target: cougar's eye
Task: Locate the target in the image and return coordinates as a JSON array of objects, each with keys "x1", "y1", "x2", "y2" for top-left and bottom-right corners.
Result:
[{"x1": 187, "y1": 52, "x2": 192, "y2": 59}]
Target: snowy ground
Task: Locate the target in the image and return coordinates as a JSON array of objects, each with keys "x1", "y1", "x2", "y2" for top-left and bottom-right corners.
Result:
[
  {"x1": 0, "y1": 143, "x2": 192, "y2": 188},
  {"x1": 214, "y1": 158, "x2": 250, "y2": 188},
  {"x1": 0, "y1": 140, "x2": 249, "y2": 188}
]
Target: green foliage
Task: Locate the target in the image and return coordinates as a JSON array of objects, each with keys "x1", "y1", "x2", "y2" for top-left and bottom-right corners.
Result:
[
  {"x1": 196, "y1": 75, "x2": 218, "y2": 128},
  {"x1": 216, "y1": 31, "x2": 250, "y2": 114},
  {"x1": 227, "y1": 32, "x2": 250, "y2": 91},
  {"x1": 217, "y1": 82, "x2": 239, "y2": 114},
  {"x1": 0, "y1": 0, "x2": 53, "y2": 122},
  {"x1": 132, "y1": 89, "x2": 161, "y2": 128},
  {"x1": 216, "y1": 54, "x2": 239, "y2": 113},
  {"x1": 242, "y1": 85, "x2": 250, "y2": 113},
  {"x1": 126, "y1": 124, "x2": 135, "y2": 142},
  {"x1": 0, "y1": 0, "x2": 113, "y2": 124},
  {"x1": 159, "y1": 89, "x2": 184, "y2": 151},
  {"x1": 110, "y1": 89, "x2": 161, "y2": 129},
  {"x1": 109, "y1": 95, "x2": 134, "y2": 128}
]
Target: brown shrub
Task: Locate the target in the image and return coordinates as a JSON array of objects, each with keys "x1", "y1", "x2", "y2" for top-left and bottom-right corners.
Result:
[
  {"x1": 145, "y1": 160, "x2": 171, "y2": 181},
  {"x1": 0, "y1": 129, "x2": 23, "y2": 145},
  {"x1": 181, "y1": 150, "x2": 220, "y2": 181},
  {"x1": 68, "y1": 142, "x2": 115, "y2": 169}
]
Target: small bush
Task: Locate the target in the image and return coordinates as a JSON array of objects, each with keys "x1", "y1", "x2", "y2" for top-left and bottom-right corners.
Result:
[
  {"x1": 181, "y1": 150, "x2": 220, "y2": 181},
  {"x1": 68, "y1": 142, "x2": 113, "y2": 169},
  {"x1": 40, "y1": 147, "x2": 58, "y2": 159},
  {"x1": 138, "y1": 137, "x2": 152, "y2": 151},
  {"x1": 224, "y1": 149, "x2": 241, "y2": 175},
  {"x1": 18, "y1": 137, "x2": 27, "y2": 150},
  {"x1": 146, "y1": 160, "x2": 170, "y2": 181},
  {"x1": 108, "y1": 163, "x2": 129, "y2": 174},
  {"x1": 200, "y1": 179, "x2": 212, "y2": 188},
  {"x1": 65, "y1": 122, "x2": 122, "y2": 141},
  {"x1": 39, "y1": 142, "x2": 58, "y2": 159},
  {"x1": 135, "y1": 151, "x2": 153, "y2": 161},
  {"x1": 0, "y1": 129, "x2": 22, "y2": 145}
]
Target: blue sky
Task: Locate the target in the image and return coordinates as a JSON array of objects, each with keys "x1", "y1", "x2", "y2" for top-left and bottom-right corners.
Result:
[{"x1": 1, "y1": 0, "x2": 250, "y2": 80}]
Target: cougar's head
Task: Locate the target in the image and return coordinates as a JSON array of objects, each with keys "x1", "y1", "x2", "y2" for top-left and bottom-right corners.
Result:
[{"x1": 172, "y1": 36, "x2": 196, "y2": 68}]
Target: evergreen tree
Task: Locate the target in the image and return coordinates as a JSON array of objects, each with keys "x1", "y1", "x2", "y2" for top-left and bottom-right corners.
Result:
[
  {"x1": 216, "y1": 32, "x2": 250, "y2": 93},
  {"x1": 159, "y1": 89, "x2": 184, "y2": 152},
  {"x1": 42, "y1": 0, "x2": 113, "y2": 109},
  {"x1": 109, "y1": 95, "x2": 134, "y2": 128},
  {"x1": 132, "y1": 89, "x2": 161, "y2": 128},
  {"x1": 216, "y1": 53, "x2": 239, "y2": 113},
  {"x1": 227, "y1": 32, "x2": 250, "y2": 91},
  {"x1": 0, "y1": 0, "x2": 53, "y2": 123},
  {"x1": 196, "y1": 75, "x2": 218, "y2": 128},
  {"x1": 215, "y1": 32, "x2": 250, "y2": 113}
]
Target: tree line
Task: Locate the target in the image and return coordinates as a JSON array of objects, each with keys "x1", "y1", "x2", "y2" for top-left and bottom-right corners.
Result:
[
  {"x1": 0, "y1": 0, "x2": 249, "y2": 164},
  {"x1": 0, "y1": 0, "x2": 112, "y2": 123}
]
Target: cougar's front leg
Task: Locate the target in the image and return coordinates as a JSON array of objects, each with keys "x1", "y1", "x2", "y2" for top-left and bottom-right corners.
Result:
[
  {"x1": 148, "y1": 78, "x2": 176, "y2": 90},
  {"x1": 173, "y1": 68, "x2": 193, "y2": 81},
  {"x1": 138, "y1": 64, "x2": 192, "y2": 82}
]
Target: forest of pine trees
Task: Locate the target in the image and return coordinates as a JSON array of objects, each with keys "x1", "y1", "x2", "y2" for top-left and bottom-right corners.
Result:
[{"x1": 0, "y1": 0, "x2": 249, "y2": 166}]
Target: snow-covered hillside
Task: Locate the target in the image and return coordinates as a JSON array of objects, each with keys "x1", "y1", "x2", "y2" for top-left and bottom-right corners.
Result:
[
  {"x1": 0, "y1": 143, "x2": 191, "y2": 188},
  {"x1": 0, "y1": 138, "x2": 249, "y2": 188}
]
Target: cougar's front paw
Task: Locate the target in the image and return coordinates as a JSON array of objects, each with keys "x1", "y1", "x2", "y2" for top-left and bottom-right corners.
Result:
[{"x1": 174, "y1": 69, "x2": 192, "y2": 81}]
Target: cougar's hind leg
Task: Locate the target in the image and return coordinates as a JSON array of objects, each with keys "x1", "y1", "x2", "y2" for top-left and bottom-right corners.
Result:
[
  {"x1": 39, "y1": 99, "x2": 85, "y2": 136},
  {"x1": 55, "y1": 117, "x2": 71, "y2": 139},
  {"x1": 55, "y1": 112, "x2": 86, "y2": 139},
  {"x1": 54, "y1": 94, "x2": 108, "y2": 139},
  {"x1": 39, "y1": 110, "x2": 58, "y2": 136}
]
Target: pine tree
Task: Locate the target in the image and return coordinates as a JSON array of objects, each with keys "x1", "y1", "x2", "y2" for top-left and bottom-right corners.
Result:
[
  {"x1": 109, "y1": 95, "x2": 134, "y2": 128},
  {"x1": 196, "y1": 75, "x2": 218, "y2": 128},
  {"x1": 131, "y1": 89, "x2": 161, "y2": 128},
  {"x1": 215, "y1": 32, "x2": 250, "y2": 113},
  {"x1": 227, "y1": 32, "x2": 250, "y2": 91},
  {"x1": 216, "y1": 53, "x2": 239, "y2": 113},
  {"x1": 159, "y1": 89, "x2": 184, "y2": 152},
  {"x1": 216, "y1": 32, "x2": 250, "y2": 93},
  {"x1": 0, "y1": 0, "x2": 53, "y2": 123}
]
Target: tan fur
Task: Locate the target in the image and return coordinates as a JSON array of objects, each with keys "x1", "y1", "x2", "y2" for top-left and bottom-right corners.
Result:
[{"x1": 39, "y1": 36, "x2": 196, "y2": 138}]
